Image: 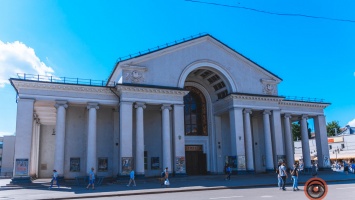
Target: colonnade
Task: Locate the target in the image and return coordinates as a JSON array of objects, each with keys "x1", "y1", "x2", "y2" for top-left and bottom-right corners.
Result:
[
  {"x1": 228, "y1": 107, "x2": 330, "y2": 172},
  {"x1": 13, "y1": 97, "x2": 330, "y2": 178}
]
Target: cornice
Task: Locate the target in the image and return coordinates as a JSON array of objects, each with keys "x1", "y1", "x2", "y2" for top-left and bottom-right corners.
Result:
[
  {"x1": 228, "y1": 94, "x2": 284, "y2": 102},
  {"x1": 280, "y1": 101, "x2": 330, "y2": 109},
  {"x1": 116, "y1": 85, "x2": 189, "y2": 96},
  {"x1": 12, "y1": 80, "x2": 113, "y2": 95}
]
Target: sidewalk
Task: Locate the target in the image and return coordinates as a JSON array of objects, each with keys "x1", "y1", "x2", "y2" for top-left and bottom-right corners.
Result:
[{"x1": 1, "y1": 171, "x2": 354, "y2": 200}]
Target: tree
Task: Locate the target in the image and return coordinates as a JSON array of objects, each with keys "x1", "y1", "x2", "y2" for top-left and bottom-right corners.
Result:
[
  {"x1": 326, "y1": 121, "x2": 341, "y2": 137},
  {"x1": 292, "y1": 123, "x2": 301, "y2": 141}
]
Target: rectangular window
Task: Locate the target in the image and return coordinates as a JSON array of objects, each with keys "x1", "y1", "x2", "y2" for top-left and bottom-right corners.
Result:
[
  {"x1": 144, "y1": 151, "x2": 148, "y2": 170},
  {"x1": 341, "y1": 144, "x2": 345, "y2": 149},
  {"x1": 329, "y1": 145, "x2": 332, "y2": 150}
]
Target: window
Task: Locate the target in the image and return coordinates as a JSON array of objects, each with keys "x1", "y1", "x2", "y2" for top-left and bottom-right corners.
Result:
[
  {"x1": 0, "y1": 142, "x2": 3, "y2": 149},
  {"x1": 341, "y1": 144, "x2": 345, "y2": 149},
  {"x1": 184, "y1": 86, "x2": 207, "y2": 136},
  {"x1": 329, "y1": 145, "x2": 332, "y2": 150},
  {"x1": 144, "y1": 151, "x2": 148, "y2": 170}
]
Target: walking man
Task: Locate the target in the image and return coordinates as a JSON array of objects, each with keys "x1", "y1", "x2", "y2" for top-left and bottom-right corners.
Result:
[{"x1": 279, "y1": 162, "x2": 288, "y2": 191}]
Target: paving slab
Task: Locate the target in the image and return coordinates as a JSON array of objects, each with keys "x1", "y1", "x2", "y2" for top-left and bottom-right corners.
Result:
[{"x1": 0, "y1": 171, "x2": 354, "y2": 200}]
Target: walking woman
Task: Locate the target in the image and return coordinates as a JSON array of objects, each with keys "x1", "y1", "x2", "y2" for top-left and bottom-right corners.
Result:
[{"x1": 291, "y1": 163, "x2": 299, "y2": 191}]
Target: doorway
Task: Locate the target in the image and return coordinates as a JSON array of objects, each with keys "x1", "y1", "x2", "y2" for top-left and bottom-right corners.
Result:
[{"x1": 185, "y1": 145, "x2": 207, "y2": 175}]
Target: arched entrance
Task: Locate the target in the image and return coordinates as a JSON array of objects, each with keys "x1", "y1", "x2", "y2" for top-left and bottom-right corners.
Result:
[{"x1": 182, "y1": 65, "x2": 233, "y2": 175}]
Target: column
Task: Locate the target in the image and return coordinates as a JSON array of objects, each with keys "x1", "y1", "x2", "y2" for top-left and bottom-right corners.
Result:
[
  {"x1": 86, "y1": 102, "x2": 99, "y2": 173},
  {"x1": 215, "y1": 115, "x2": 223, "y2": 174},
  {"x1": 112, "y1": 107, "x2": 120, "y2": 176},
  {"x1": 135, "y1": 102, "x2": 146, "y2": 176},
  {"x1": 314, "y1": 115, "x2": 331, "y2": 169},
  {"x1": 173, "y1": 104, "x2": 186, "y2": 175},
  {"x1": 300, "y1": 114, "x2": 311, "y2": 169},
  {"x1": 229, "y1": 107, "x2": 245, "y2": 171},
  {"x1": 243, "y1": 109, "x2": 254, "y2": 172},
  {"x1": 30, "y1": 116, "x2": 40, "y2": 177},
  {"x1": 119, "y1": 101, "x2": 133, "y2": 175},
  {"x1": 13, "y1": 98, "x2": 35, "y2": 178},
  {"x1": 263, "y1": 110, "x2": 274, "y2": 171},
  {"x1": 271, "y1": 110, "x2": 284, "y2": 166},
  {"x1": 54, "y1": 100, "x2": 68, "y2": 176},
  {"x1": 161, "y1": 104, "x2": 172, "y2": 172},
  {"x1": 283, "y1": 114, "x2": 294, "y2": 168}
]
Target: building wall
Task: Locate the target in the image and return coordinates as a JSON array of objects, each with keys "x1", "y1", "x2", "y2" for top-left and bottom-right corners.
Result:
[
  {"x1": 39, "y1": 125, "x2": 56, "y2": 177},
  {"x1": 1, "y1": 136, "x2": 15, "y2": 176},
  {"x1": 252, "y1": 115, "x2": 266, "y2": 172}
]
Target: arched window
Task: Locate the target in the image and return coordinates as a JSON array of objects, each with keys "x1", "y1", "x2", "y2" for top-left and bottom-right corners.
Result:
[{"x1": 184, "y1": 86, "x2": 207, "y2": 136}]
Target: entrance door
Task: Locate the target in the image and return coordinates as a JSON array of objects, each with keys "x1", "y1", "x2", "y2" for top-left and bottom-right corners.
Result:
[{"x1": 185, "y1": 145, "x2": 207, "y2": 175}]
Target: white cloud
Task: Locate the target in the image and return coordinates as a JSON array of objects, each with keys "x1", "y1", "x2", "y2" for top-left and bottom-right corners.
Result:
[
  {"x1": 0, "y1": 40, "x2": 54, "y2": 87},
  {"x1": 348, "y1": 119, "x2": 355, "y2": 127},
  {"x1": 0, "y1": 131, "x2": 14, "y2": 137}
]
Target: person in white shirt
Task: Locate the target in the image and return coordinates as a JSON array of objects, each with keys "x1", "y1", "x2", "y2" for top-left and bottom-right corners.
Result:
[{"x1": 49, "y1": 169, "x2": 59, "y2": 189}]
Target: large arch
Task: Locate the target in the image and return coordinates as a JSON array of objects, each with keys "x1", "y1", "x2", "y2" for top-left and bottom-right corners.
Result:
[{"x1": 178, "y1": 59, "x2": 237, "y2": 93}]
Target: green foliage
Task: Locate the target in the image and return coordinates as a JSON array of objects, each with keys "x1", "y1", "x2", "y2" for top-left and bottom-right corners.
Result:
[
  {"x1": 326, "y1": 121, "x2": 341, "y2": 137},
  {"x1": 292, "y1": 123, "x2": 301, "y2": 141}
]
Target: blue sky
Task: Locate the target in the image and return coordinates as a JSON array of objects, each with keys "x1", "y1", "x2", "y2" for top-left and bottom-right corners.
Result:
[{"x1": 0, "y1": 0, "x2": 354, "y2": 136}]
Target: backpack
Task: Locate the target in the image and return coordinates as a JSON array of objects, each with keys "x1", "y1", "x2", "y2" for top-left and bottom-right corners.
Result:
[{"x1": 161, "y1": 171, "x2": 165, "y2": 178}]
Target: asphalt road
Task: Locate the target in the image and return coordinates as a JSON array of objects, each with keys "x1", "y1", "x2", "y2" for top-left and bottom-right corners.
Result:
[{"x1": 76, "y1": 182, "x2": 355, "y2": 200}]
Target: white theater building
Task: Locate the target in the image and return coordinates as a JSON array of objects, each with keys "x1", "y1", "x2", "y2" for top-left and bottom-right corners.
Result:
[{"x1": 10, "y1": 34, "x2": 331, "y2": 179}]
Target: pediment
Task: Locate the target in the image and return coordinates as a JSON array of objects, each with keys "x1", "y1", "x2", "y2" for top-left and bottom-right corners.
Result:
[{"x1": 109, "y1": 34, "x2": 282, "y2": 84}]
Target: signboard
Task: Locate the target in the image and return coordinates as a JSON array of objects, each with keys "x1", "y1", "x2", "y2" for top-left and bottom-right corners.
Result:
[
  {"x1": 175, "y1": 156, "x2": 185, "y2": 173},
  {"x1": 122, "y1": 157, "x2": 133, "y2": 175},
  {"x1": 70, "y1": 157, "x2": 80, "y2": 172},
  {"x1": 98, "y1": 157, "x2": 108, "y2": 172},
  {"x1": 151, "y1": 157, "x2": 160, "y2": 170},
  {"x1": 15, "y1": 158, "x2": 29, "y2": 176},
  {"x1": 185, "y1": 145, "x2": 203, "y2": 151}
]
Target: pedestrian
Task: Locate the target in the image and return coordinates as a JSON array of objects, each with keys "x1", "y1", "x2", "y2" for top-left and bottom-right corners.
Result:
[
  {"x1": 161, "y1": 167, "x2": 169, "y2": 187},
  {"x1": 86, "y1": 167, "x2": 95, "y2": 190},
  {"x1": 311, "y1": 162, "x2": 317, "y2": 177},
  {"x1": 276, "y1": 163, "x2": 282, "y2": 190},
  {"x1": 291, "y1": 163, "x2": 299, "y2": 191},
  {"x1": 49, "y1": 169, "x2": 59, "y2": 189},
  {"x1": 279, "y1": 162, "x2": 288, "y2": 191},
  {"x1": 343, "y1": 161, "x2": 349, "y2": 174},
  {"x1": 127, "y1": 169, "x2": 136, "y2": 187},
  {"x1": 225, "y1": 165, "x2": 232, "y2": 181}
]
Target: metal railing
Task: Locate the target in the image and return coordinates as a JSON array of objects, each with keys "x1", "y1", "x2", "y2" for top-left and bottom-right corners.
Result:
[
  {"x1": 283, "y1": 96, "x2": 325, "y2": 103},
  {"x1": 15, "y1": 73, "x2": 116, "y2": 87},
  {"x1": 116, "y1": 32, "x2": 208, "y2": 62}
]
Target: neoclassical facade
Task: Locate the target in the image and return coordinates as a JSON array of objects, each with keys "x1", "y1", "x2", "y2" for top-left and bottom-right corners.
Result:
[{"x1": 10, "y1": 34, "x2": 330, "y2": 179}]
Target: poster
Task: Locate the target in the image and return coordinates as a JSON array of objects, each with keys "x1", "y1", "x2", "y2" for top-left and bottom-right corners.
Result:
[
  {"x1": 15, "y1": 158, "x2": 28, "y2": 176},
  {"x1": 70, "y1": 157, "x2": 80, "y2": 172},
  {"x1": 151, "y1": 157, "x2": 160, "y2": 170},
  {"x1": 175, "y1": 156, "x2": 185, "y2": 173},
  {"x1": 237, "y1": 155, "x2": 246, "y2": 170},
  {"x1": 122, "y1": 157, "x2": 133, "y2": 175},
  {"x1": 98, "y1": 157, "x2": 108, "y2": 172}
]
